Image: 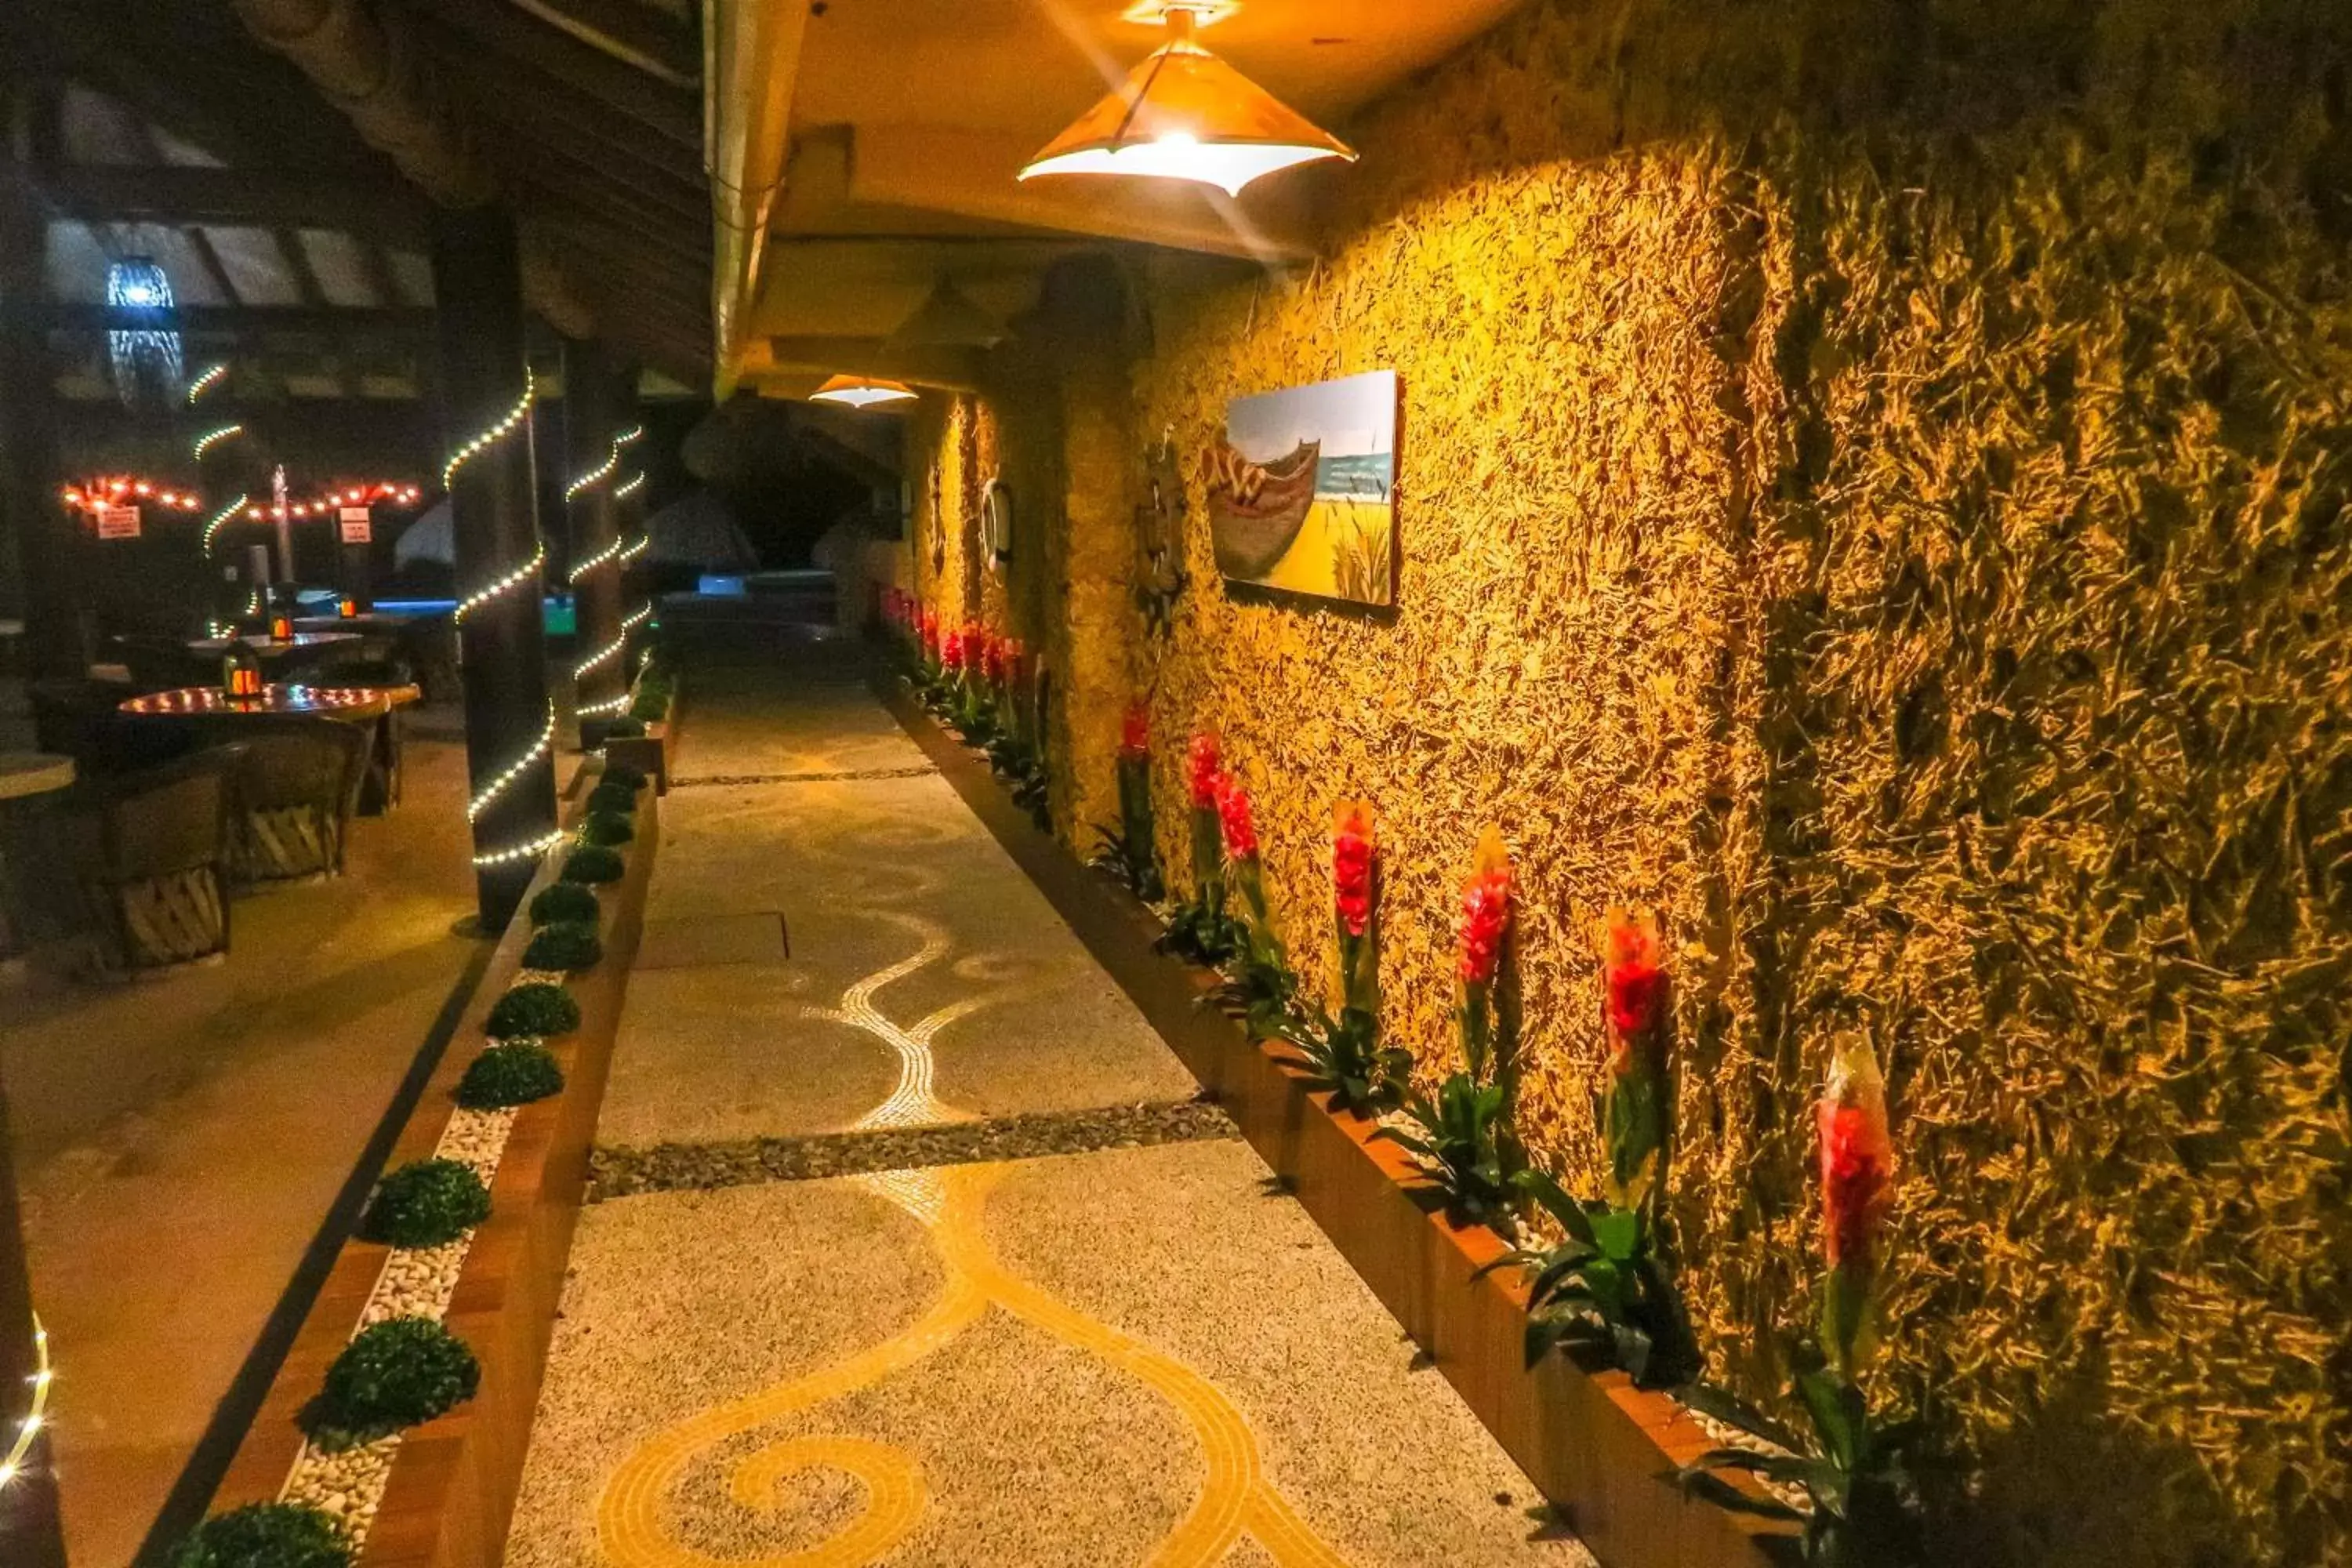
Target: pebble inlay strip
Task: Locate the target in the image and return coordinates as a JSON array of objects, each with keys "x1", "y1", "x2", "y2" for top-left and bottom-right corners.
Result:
[
  {"x1": 667, "y1": 765, "x2": 938, "y2": 787},
  {"x1": 275, "y1": 1097, "x2": 524, "y2": 1539},
  {"x1": 589, "y1": 1098, "x2": 1239, "y2": 1202}
]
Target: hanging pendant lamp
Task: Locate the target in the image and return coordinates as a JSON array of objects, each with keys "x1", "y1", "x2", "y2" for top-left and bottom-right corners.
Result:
[
  {"x1": 809, "y1": 374, "x2": 918, "y2": 409},
  {"x1": 1019, "y1": 4, "x2": 1355, "y2": 198}
]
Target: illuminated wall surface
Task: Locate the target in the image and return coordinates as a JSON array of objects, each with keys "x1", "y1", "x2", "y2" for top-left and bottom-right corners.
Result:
[{"x1": 898, "y1": 3, "x2": 2352, "y2": 1560}]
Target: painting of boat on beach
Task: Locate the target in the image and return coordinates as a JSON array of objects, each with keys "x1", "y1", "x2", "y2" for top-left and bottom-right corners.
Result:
[{"x1": 1203, "y1": 370, "x2": 1396, "y2": 606}]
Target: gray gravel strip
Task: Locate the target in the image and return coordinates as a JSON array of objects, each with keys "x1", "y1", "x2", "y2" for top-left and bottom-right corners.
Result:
[
  {"x1": 668, "y1": 765, "x2": 938, "y2": 787},
  {"x1": 590, "y1": 1098, "x2": 1237, "y2": 1201}
]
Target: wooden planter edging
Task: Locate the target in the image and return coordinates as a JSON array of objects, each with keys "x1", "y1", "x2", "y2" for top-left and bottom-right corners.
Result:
[
  {"x1": 205, "y1": 783, "x2": 660, "y2": 1568},
  {"x1": 597, "y1": 687, "x2": 678, "y2": 795},
  {"x1": 877, "y1": 674, "x2": 1796, "y2": 1568}
]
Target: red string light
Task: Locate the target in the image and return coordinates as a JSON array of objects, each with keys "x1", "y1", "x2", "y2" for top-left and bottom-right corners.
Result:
[{"x1": 59, "y1": 477, "x2": 202, "y2": 511}]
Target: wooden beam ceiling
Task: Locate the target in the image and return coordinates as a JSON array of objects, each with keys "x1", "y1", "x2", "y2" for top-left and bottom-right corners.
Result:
[{"x1": 36, "y1": 165, "x2": 429, "y2": 240}]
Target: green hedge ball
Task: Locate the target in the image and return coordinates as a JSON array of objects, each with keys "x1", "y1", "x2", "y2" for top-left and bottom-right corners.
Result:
[
  {"x1": 169, "y1": 1503, "x2": 351, "y2": 1568},
  {"x1": 577, "y1": 811, "x2": 634, "y2": 848},
  {"x1": 561, "y1": 844, "x2": 626, "y2": 884},
  {"x1": 603, "y1": 717, "x2": 647, "y2": 739},
  {"x1": 528, "y1": 881, "x2": 600, "y2": 927},
  {"x1": 456, "y1": 1041, "x2": 565, "y2": 1109},
  {"x1": 359, "y1": 1158, "x2": 492, "y2": 1248},
  {"x1": 586, "y1": 780, "x2": 639, "y2": 816},
  {"x1": 485, "y1": 981, "x2": 579, "y2": 1039},
  {"x1": 308, "y1": 1316, "x2": 479, "y2": 1438},
  {"x1": 601, "y1": 761, "x2": 648, "y2": 789},
  {"x1": 521, "y1": 920, "x2": 603, "y2": 972}
]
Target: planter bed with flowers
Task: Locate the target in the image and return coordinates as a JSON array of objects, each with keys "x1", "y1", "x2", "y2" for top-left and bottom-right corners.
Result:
[
  {"x1": 172, "y1": 761, "x2": 660, "y2": 1568},
  {"x1": 875, "y1": 643, "x2": 1799, "y2": 1568}
]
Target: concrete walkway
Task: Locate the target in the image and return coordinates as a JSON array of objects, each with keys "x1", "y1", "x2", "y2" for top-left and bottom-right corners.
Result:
[{"x1": 508, "y1": 615, "x2": 1590, "y2": 1568}]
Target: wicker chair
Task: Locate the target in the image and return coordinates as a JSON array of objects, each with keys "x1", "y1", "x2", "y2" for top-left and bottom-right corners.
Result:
[
  {"x1": 291, "y1": 655, "x2": 414, "y2": 812},
  {"x1": 220, "y1": 718, "x2": 372, "y2": 884},
  {"x1": 63, "y1": 745, "x2": 245, "y2": 971}
]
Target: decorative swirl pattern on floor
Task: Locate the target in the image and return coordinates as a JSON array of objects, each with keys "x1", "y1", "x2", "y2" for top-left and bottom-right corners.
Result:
[{"x1": 593, "y1": 792, "x2": 1352, "y2": 1566}]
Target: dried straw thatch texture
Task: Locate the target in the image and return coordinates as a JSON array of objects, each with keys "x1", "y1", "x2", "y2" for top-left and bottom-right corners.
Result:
[{"x1": 902, "y1": 2, "x2": 2352, "y2": 1560}]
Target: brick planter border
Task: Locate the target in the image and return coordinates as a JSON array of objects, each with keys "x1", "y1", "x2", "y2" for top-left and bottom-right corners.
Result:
[{"x1": 878, "y1": 672, "x2": 1798, "y2": 1568}]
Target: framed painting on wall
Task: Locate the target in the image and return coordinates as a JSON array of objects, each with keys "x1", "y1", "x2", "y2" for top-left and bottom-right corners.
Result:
[{"x1": 1203, "y1": 369, "x2": 1396, "y2": 606}]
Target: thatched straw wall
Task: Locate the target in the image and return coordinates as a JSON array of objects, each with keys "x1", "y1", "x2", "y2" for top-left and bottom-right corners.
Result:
[{"x1": 905, "y1": 2, "x2": 2352, "y2": 1560}]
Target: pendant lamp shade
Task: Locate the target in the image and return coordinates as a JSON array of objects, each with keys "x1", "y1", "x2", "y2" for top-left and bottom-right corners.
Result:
[
  {"x1": 809, "y1": 374, "x2": 917, "y2": 409},
  {"x1": 1020, "y1": 11, "x2": 1354, "y2": 198},
  {"x1": 886, "y1": 279, "x2": 1007, "y2": 351}
]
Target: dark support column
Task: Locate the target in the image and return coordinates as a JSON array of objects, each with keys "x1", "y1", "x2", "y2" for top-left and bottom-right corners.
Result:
[
  {"x1": 430, "y1": 205, "x2": 557, "y2": 927},
  {"x1": 561, "y1": 337, "x2": 626, "y2": 745},
  {"x1": 1, "y1": 90, "x2": 73, "y2": 681}
]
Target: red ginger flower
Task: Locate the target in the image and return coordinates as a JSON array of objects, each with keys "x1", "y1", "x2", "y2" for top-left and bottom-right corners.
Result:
[
  {"x1": 1333, "y1": 800, "x2": 1374, "y2": 936},
  {"x1": 941, "y1": 628, "x2": 965, "y2": 671},
  {"x1": 979, "y1": 630, "x2": 1005, "y2": 684},
  {"x1": 1120, "y1": 703, "x2": 1151, "y2": 759},
  {"x1": 1817, "y1": 1039, "x2": 1894, "y2": 1272},
  {"x1": 1457, "y1": 827, "x2": 1511, "y2": 985},
  {"x1": 1599, "y1": 906, "x2": 1666, "y2": 1062},
  {"x1": 1186, "y1": 730, "x2": 1221, "y2": 810},
  {"x1": 1214, "y1": 774, "x2": 1258, "y2": 860}
]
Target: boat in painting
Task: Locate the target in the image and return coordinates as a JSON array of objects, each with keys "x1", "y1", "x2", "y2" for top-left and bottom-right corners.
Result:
[{"x1": 1203, "y1": 438, "x2": 1320, "y2": 579}]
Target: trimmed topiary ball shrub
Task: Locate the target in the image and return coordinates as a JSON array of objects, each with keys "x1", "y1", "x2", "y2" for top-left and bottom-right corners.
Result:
[
  {"x1": 170, "y1": 1502, "x2": 351, "y2": 1568},
  {"x1": 485, "y1": 982, "x2": 579, "y2": 1040},
  {"x1": 586, "y1": 780, "x2": 639, "y2": 816},
  {"x1": 562, "y1": 844, "x2": 625, "y2": 884},
  {"x1": 521, "y1": 920, "x2": 602, "y2": 971},
  {"x1": 601, "y1": 761, "x2": 648, "y2": 790},
  {"x1": 360, "y1": 1158, "x2": 491, "y2": 1248},
  {"x1": 577, "y1": 811, "x2": 634, "y2": 847},
  {"x1": 457, "y1": 1042, "x2": 565, "y2": 1109},
  {"x1": 528, "y1": 881, "x2": 600, "y2": 927},
  {"x1": 604, "y1": 717, "x2": 646, "y2": 739},
  {"x1": 307, "y1": 1316, "x2": 478, "y2": 1439}
]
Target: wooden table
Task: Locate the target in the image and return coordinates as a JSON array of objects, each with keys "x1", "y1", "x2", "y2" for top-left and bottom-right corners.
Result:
[
  {"x1": 0, "y1": 752, "x2": 75, "y2": 956},
  {"x1": 292, "y1": 612, "x2": 413, "y2": 634},
  {"x1": 119, "y1": 684, "x2": 420, "y2": 815},
  {"x1": 118, "y1": 683, "x2": 405, "y2": 720},
  {"x1": 183, "y1": 631, "x2": 362, "y2": 659}
]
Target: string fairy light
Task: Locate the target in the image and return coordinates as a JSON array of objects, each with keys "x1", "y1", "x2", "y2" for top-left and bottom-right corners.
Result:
[
  {"x1": 452, "y1": 541, "x2": 546, "y2": 625},
  {"x1": 466, "y1": 702, "x2": 561, "y2": 870},
  {"x1": 186, "y1": 362, "x2": 229, "y2": 405},
  {"x1": 0, "y1": 1313, "x2": 54, "y2": 1492},
  {"x1": 577, "y1": 691, "x2": 631, "y2": 718},
  {"x1": 442, "y1": 370, "x2": 536, "y2": 490},
  {"x1": 618, "y1": 534, "x2": 649, "y2": 564},
  {"x1": 60, "y1": 477, "x2": 201, "y2": 511},
  {"x1": 201, "y1": 492, "x2": 249, "y2": 557},
  {"x1": 241, "y1": 482, "x2": 423, "y2": 522},
  {"x1": 467, "y1": 700, "x2": 557, "y2": 826},
  {"x1": 613, "y1": 471, "x2": 644, "y2": 501},
  {"x1": 572, "y1": 633, "x2": 626, "y2": 681},
  {"x1": 563, "y1": 423, "x2": 644, "y2": 503},
  {"x1": 621, "y1": 604, "x2": 650, "y2": 633},
  {"x1": 442, "y1": 372, "x2": 558, "y2": 871},
  {"x1": 566, "y1": 538, "x2": 622, "y2": 586},
  {"x1": 192, "y1": 423, "x2": 244, "y2": 460},
  {"x1": 476, "y1": 829, "x2": 568, "y2": 869}
]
